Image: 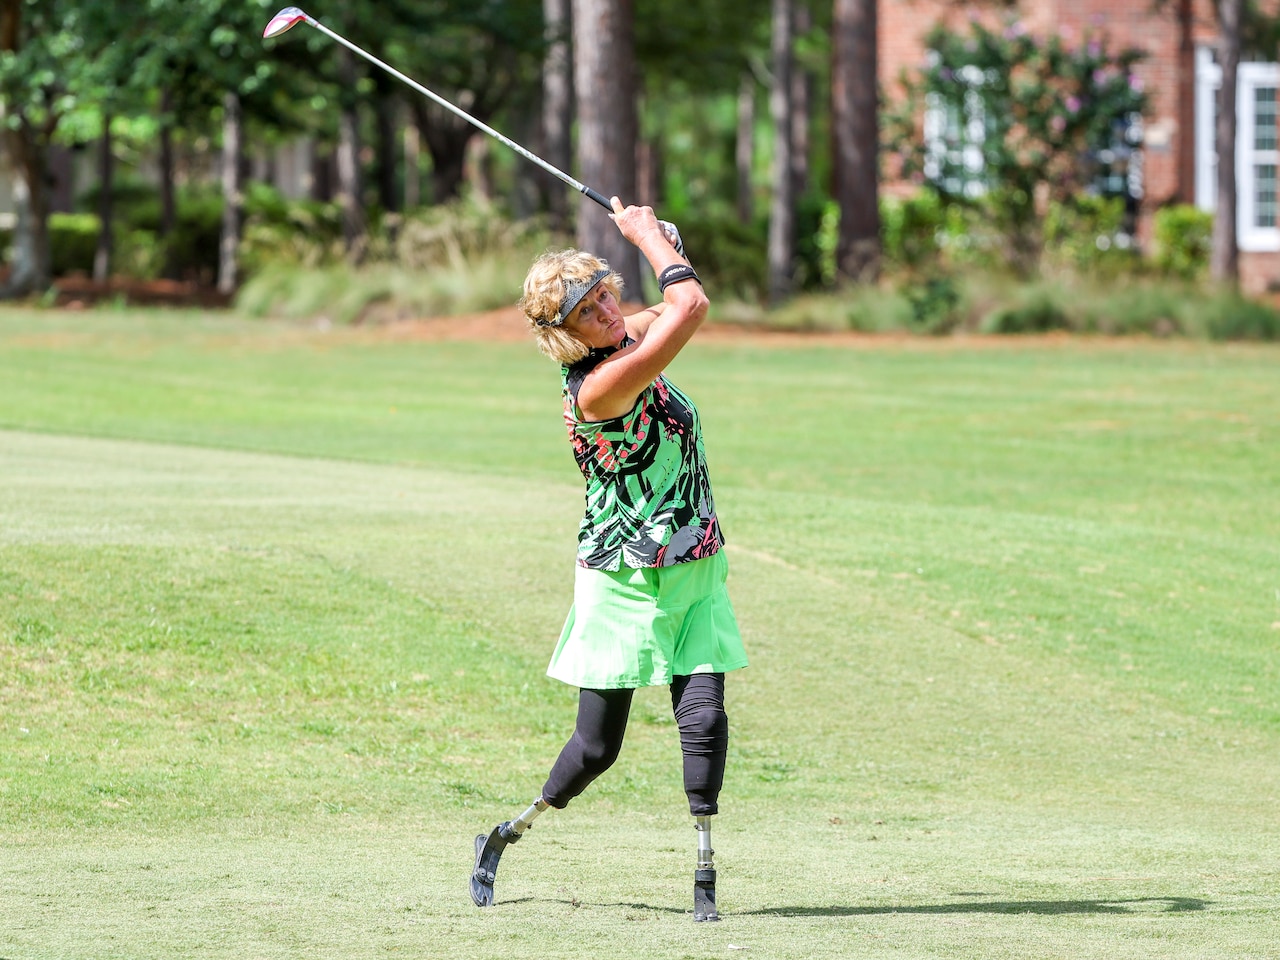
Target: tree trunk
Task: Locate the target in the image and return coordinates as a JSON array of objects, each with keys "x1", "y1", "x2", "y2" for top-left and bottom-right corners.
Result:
[
  {"x1": 543, "y1": 0, "x2": 573, "y2": 231},
  {"x1": 158, "y1": 88, "x2": 179, "y2": 279},
  {"x1": 1212, "y1": 0, "x2": 1240, "y2": 287},
  {"x1": 573, "y1": 0, "x2": 641, "y2": 295},
  {"x1": 3, "y1": 145, "x2": 52, "y2": 297},
  {"x1": 510, "y1": 103, "x2": 543, "y2": 220},
  {"x1": 404, "y1": 117, "x2": 421, "y2": 210},
  {"x1": 736, "y1": 71, "x2": 756, "y2": 225},
  {"x1": 767, "y1": 0, "x2": 796, "y2": 303},
  {"x1": 412, "y1": 100, "x2": 472, "y2": 204},
  {"x1": 373, "y1": 73, "x2": 400, "y2": 215},
  {"x1": 465, "y1": 135, "x2": 494, "y2": 201},
  {"x1": 93, "y1": 115, "x2": 114, "y2": 283},
  {"x1": 336, "y1": 50, "x2": 366, "y2": 261},
  {"x1": 49, "y1": 146, "x2": 73, "y2": 212},
  {"x1": 0, "y1": 0, "x2": 16, "y2": 52},
  {"x1": 217, "y1": 91, "x2": 242, "y2": 296},
  {"x1": 311, "y1": 145, "x2": 334, "y2": 203},
  {"x1": 832, "y1": 0, "x2": 880, "y2": 284},
  {"x1": 636, "y1": 108, "x2": 662, "y2": 207},
  {"x1": 791, "y1": 2, "x2": 812, "y2": 204},
  {"x1": 1, "y1": 0, "x2": 52, "y2": 297}
]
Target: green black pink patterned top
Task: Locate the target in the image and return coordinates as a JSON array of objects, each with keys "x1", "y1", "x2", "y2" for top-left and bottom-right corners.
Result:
[{"x1": 562, "y1": 339, "x2": 724, "y2": 571}]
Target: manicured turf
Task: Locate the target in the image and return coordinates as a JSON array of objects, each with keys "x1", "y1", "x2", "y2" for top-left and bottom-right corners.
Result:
[{"x1": 1, "y1": 307, "x2": 1277, "y2": 958}]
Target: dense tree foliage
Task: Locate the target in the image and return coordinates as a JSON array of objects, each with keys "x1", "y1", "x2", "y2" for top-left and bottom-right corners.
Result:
[{"x1": 2, "y1": 0, "x2": 1274, "y2": 305}]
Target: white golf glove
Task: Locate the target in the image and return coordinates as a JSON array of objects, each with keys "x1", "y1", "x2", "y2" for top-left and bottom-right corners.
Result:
[{"x1": 658, "y1": 219, "x2": 686, "y2": 260}]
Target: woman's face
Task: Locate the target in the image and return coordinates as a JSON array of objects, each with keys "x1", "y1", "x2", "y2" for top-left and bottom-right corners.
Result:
[{"x1": 563, "y1": 281, "x2": 626, "y2": 350}]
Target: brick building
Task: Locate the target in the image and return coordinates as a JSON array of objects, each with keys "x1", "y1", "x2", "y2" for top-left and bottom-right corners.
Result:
[{"x1": 879, "y1": 0, "x2": 1280, "y2": 293}]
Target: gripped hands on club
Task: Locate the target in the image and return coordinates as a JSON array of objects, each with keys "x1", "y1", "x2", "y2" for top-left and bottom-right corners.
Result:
[{"x1": 608, "y1": 197, "x2": 687, "y2": 264}]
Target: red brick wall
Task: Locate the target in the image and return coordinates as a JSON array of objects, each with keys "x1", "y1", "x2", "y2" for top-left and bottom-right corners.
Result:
[{"x1": 877, "y1": 0, "x2": 1280, "y2": 293}]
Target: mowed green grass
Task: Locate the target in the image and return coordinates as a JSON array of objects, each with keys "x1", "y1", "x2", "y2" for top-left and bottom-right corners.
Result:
[{"x1": 1, "y1": 307, "x2": 1278, "y2": 959}]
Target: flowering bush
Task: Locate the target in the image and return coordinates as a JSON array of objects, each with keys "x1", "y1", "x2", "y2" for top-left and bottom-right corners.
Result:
[{"x1": 885, "y1": 18, "x2": 1148, "y2": 276}]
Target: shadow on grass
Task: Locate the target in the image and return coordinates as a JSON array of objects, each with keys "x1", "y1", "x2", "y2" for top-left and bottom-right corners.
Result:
[
  {"x1": 525, "y1": 895, "x2": 1209, "y2": 918},
  {"x1": 541, "y1": 898, "x2": 687, "y2": 914},
  {"x1": 744, "y1": 896, "x2": 1209, "y2": 917}
]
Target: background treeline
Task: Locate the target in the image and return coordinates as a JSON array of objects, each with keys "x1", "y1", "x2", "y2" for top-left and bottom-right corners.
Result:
[{"x1": 0, "y1": 0, "x2": 1277, "y2": 338}]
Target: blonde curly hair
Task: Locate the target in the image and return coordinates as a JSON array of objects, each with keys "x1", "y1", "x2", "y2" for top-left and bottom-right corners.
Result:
[{"x1": 520, "y1": 249, "x2": 624, "y2": 365}]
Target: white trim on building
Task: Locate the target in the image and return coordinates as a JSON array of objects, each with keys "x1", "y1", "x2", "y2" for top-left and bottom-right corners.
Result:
[{"x1": 1196, "y1": 47, "x2": 1280, "y2": 253}]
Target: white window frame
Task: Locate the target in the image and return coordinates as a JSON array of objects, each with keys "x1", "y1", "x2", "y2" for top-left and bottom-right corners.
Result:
[
  {"x1": 923, "y1": 65, "x2": 991, "y2": 199},
  {"x1": 1196, "y1": 47, "x2": 1280, "y2": 253}
]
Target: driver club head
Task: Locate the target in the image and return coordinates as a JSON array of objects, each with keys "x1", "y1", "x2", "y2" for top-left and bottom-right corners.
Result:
[{"x1": 263, "y1": 7, "x2": 308, "y2": 39}]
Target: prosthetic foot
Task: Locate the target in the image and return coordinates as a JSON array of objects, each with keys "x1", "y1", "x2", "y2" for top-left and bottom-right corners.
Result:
[
  {"x1": 470, "y1": 798, "x2": 548, "y2": 907},
  {"x1": 693, "y1": 815, "x2": 719, "y2": 922}
]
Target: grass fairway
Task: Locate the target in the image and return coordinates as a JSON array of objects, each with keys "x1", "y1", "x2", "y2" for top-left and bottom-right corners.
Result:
[{"x1": 1, "y1": 307, "x2": 1278, "y2": 959}]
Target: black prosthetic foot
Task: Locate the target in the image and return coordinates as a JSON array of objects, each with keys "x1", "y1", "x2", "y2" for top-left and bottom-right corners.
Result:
[
  {"x1": 470, "y1": 821, "x2": 520, "y2": 907},
  {"x1": 693, "y1": 867, "x2": 718, "y2": 921}
]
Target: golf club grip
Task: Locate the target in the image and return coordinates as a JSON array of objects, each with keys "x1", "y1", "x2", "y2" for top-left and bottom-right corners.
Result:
[{"x1": 583, "y1": 187, "x2": 613, "y2": 211}]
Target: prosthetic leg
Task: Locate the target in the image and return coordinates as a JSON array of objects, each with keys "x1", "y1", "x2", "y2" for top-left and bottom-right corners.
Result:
[
  {"x1": 471, "y1": 688, "x2": 631, "y2": 908},
  {"x1": 693, "y1": 815, "x2": 718, "y2": 921},
  {"x1": 470, "y1": 798, "x2": 548, "y2": 907}
]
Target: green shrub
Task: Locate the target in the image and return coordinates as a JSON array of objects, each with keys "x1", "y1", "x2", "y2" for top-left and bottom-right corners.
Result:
[
  {"x1": 794, "y1": 193, "x2": 838, "y2": 290},
  {"x1": 164, "y1": 190, "x2": 226, "y2": 283},
  {"x1": 115, "y1": 229, "x2": 165, "y2": 280},
  {"x1": 813, "y1": 199, "x2": 840, "y2": 288},
  {"x1": 937, "y1": 201, "x2": 1009, "y2": 271},
  {"x1": 1074, "y1": 281, "x2": 1187, "y2": 336},
  {"x1": 235, "y1": 201, "x2": 551, "y2": 324},
  {"x1": 1203, "y1": 294, "x2": 1280, "y2": 340},
  {"x1": 49, "y1": 213, "x2": 100, "y2": 275},
  {"x1": 882, "y1": 189, "x2": 946, "y2": 271},
  {"x1": 241, "y1": 209, "x2": 344, "y2": 273},
  {"x1": 77, "y1": 177, "x2": 161, "y2": 229},
  {"x1": 902, "y1": 272, "x2": 963, "y2": 334},
  {"x1": 391, "y1": 195, "x2": 542, "y2": 269},
  {"x1": 984, "y1": 290, "x2": 1071, "y2": 333},
  {"x1": 679, "y1": 210, "x2": 767, "y2": 301},
  {"x1": 1153, "y1": 204, "x2": 1212, "y2": 280},
  {"x1": 1043, "y1": 195, "x2": 1140, "y2": 277},
  {"x1": 767, "y1": 285, "x2": 914, "y2": 333}
]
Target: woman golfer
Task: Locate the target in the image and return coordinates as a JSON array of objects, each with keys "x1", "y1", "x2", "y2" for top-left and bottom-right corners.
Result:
[{"x1": 470, "y1": 198, "x2": 748, "y2": 921}]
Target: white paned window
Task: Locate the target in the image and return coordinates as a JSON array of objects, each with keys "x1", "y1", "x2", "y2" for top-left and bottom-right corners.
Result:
[
  {"x1": 1196, "y1": 47, "x2": 1280, "y2": 252},
  {"x1": 923, "y1": 65, "x2": 992, "y2": 199}
]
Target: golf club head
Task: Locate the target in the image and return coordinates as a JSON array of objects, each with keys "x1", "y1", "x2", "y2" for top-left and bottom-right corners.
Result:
[{"x1": 263, "y1": 7, "x2": 308, "y2": 39}]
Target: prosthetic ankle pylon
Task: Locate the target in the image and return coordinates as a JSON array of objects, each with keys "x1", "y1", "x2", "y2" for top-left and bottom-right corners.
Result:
[
  {"x1": 693, "y1": 815, "x2": 719, "y2": 921},
  {"x1": 470, "y1": 798, "x2": 548, "y2": 907}
]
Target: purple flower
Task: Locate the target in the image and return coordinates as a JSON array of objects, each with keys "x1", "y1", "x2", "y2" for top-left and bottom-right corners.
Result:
[
  {"x1": 1004, "y1": 21, "x2": 1026, "y2": 40},
  {"x1": 1066, "y1": 96, "x2": 1082, "y2": 114},
  {"x1": 1088, "y1": 41, "x2": 1102, "y2": 58},
  {"x1": 1051, "y1": 115, "x2": 1067, "y2": 133},
  {"x1": 1129, "y1": 74, "x2": 1144, "y2": 92}
]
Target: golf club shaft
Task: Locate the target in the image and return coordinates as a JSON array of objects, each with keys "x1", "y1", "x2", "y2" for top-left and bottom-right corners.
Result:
[{"x1": 298, "y1": 13, "x2": 613, "y2": 212}]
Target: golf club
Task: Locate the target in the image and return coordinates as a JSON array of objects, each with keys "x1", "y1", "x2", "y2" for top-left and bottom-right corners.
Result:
[{"x1": 263, "y1": 7, "x2": 613, "y2": 212}]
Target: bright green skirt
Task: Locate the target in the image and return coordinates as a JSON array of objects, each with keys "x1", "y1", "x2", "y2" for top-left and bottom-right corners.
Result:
[{"x1": 546, "y1": 550, "x2": 749, "y2": 689}]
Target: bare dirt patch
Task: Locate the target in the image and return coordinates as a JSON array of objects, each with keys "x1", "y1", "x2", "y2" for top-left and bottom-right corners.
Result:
[{"x1": 52, "y1": 276, "x2": 234, "y2": 309}]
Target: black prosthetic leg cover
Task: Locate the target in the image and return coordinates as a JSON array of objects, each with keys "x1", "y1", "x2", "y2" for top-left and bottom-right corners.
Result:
[
  {"x1": 693, "y1": 868, "x2": 718, "y2": 921},
  {"x1": 470, "y1": 822, "x2": 520, "y2": 907}
]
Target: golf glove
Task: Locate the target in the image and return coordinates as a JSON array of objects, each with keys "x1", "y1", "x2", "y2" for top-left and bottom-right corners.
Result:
[{"x1": 658, "y1": 220, "x2": 687, "y2": 261}]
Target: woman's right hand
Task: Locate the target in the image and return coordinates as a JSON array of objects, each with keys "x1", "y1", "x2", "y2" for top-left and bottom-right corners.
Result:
[{"x1": 609, "y1": 197, "x2": 667, "y2": 250}]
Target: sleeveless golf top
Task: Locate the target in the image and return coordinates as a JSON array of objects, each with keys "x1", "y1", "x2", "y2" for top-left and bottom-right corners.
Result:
[{"x1": 561, "y1": 338, "x2": 724, "y2": 571}]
